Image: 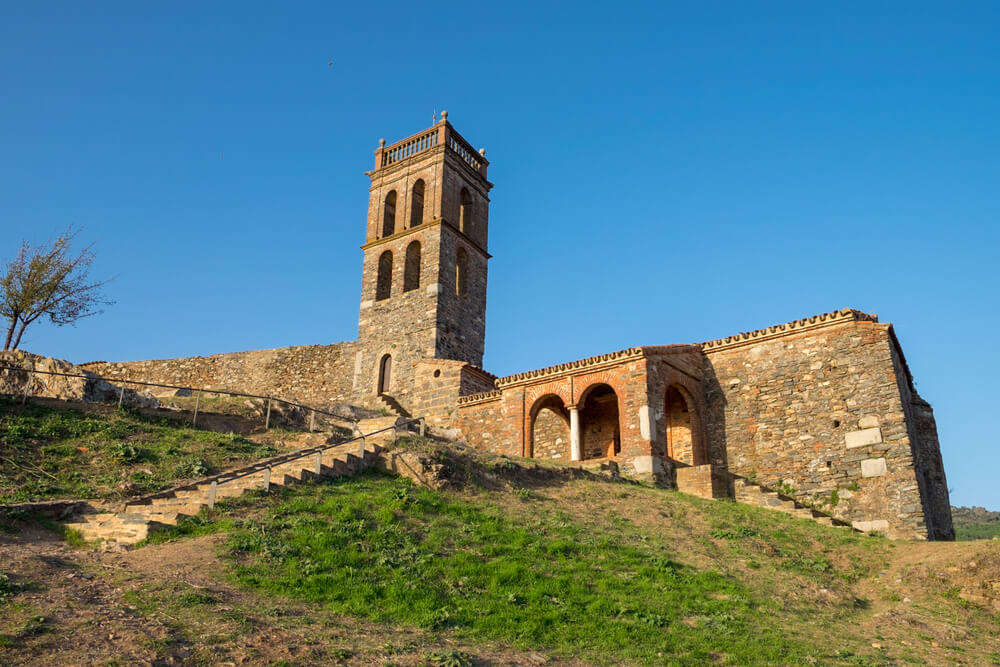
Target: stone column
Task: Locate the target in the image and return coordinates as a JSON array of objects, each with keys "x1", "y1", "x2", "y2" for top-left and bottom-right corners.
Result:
[{"x1": 569, "y1": 406, "x2": 581, "y2": 461}]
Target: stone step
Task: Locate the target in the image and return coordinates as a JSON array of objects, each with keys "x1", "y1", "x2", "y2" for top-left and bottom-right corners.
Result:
[{"x1": 58, "y1": 439, "x2": 387, "y2": 546}]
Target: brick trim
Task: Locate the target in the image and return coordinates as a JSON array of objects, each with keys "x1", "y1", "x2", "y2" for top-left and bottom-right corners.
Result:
[{"x1": 700, "y1": 308, "x2": 878, "y2": 353}]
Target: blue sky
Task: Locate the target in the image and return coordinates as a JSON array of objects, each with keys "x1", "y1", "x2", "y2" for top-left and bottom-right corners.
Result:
[{"x1": 2, "y1": 2, "x2": 998, "y2": 508}]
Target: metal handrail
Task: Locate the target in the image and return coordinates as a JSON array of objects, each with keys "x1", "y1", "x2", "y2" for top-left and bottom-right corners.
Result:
[
  {"x1": 199, "y1": 415, "x2": 425, "y2": 499},
  {"x1": 0, "y1": 362, "x2": 428, "y2": 509},
  {"x1": 0, "y1": 363, "x2": 356, "y2": 430}
]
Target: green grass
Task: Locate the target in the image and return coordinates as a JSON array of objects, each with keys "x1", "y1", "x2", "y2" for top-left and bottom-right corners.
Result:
[
  {"x1": 0, "y1": 397, "x2": 278, "y2": 502},
  {"x1": 214, "y1": 472, "x2": 870, "y2": 664},
  {"x1": 956, "y1": 522, "x2": 1000, "y2": 540}
]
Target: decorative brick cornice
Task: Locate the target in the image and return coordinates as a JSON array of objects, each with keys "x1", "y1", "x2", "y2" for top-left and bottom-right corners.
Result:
[
  {"x1": 457, "y1": 389, "x2": 502, "y2": 406},
  {"x1": 494, "y1": 347, "x2": 646, "y2": 389},
  {"x1": 700, "y1": 308, "x2": 878, "y2": 353}
]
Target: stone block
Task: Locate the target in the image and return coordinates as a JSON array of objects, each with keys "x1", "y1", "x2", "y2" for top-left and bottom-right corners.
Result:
[
  {"x1": 845, "y1": 427, "x2": 883, "y2": 449},
  {"x1": 853, "y1": 519, "x2": 889, "y2": 533},
  {"x1": 861, "y1": 457, "x2": 887, "y2": 478},
  {"x1": 858, "y1": 415, "x2": 880, "y2": 429}
]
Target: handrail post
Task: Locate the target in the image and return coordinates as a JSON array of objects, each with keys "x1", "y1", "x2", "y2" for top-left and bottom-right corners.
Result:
[
  {"x1": 192, "y1": 390, "x2": 202, "y2": 427},
  {"x1": 419, "y1": 417, "x2": 426, "y2": 437},
  {"x1": 359, "y1": 435, "x2": 366, "y2": 460},
  {"x1": 263, "y1": 467, "x2": 271, "y2": 492},
  {"x1": 264, "y1": 397, "x2": 272, "y2": 431},
  {"x1": 315, "y1": 450, "x2": 323, "y2": 476},
  {"x1": 208, "y1": 480, "x2": 218, "y2": 510},
  {"x1": 309, "y1": 409, "x2": 315, "y2": 433},
  {"x1": 117, "y1": 384, "x2": 125, "y2": 409},
  {"x1": 21, "y1": 374, "x2": 31, "y2": 405}
]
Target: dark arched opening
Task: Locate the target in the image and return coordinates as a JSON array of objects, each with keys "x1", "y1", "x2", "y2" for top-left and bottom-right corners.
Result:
[
  {"x1": 410, "y1": 179, "x2": 425, "y2": 228},
  {"x1": 403, "y1": 241, "x2": 421, "y2": 292},
  {"x1": 382, "y1": 191, "x2": 397, "y2": 237},
  {"x1": 580, "y1": 384, "x2": 620, "y2": 459},
  {"x1": 376, "y1": 250, "x2": 393, "y2": 301},
  {"x1": 377, "y1": 355, "x2": 392, "y2": 395},
  {"x1": 459, "y1": 187, "x2": 473, "y2": 237}
]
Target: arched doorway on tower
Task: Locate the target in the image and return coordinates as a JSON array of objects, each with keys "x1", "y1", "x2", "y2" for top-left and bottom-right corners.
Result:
[
  {"x1": 377, "y1": 354, "x2": 392, "y2": 395},
  {"x1": 580, "y1": 384, "x2": 621, "y2": 459},
  {"x1": 665, "y1": 385, "x2": 705, "y2": 466},
  {"x1": 529, "y1": 394, "x2": 570, "y2": 460}
]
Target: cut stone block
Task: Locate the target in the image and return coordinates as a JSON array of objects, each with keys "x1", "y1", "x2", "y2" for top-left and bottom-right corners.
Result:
[
  {"x1": 858, "y1": 415, "x2": 880, "y2": 429},
  {"x1": 845, "y1": 427, "x2": 883, "y2": 449},
  {"x1": 853, "y1": 519, "x2": 889, "y2": 533},
  {"x1": 861, "y1": 457, "x2": 887, "y2": 478}
]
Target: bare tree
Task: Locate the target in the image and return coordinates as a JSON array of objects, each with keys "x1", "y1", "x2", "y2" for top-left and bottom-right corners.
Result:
[{"x1": 1, "y1": 227, "x2": 114, "y2": 351}]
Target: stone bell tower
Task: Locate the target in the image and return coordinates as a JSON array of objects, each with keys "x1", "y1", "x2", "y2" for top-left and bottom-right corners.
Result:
[{"x1": 353, "y1": 111, "x2": 493, "y2": 411}]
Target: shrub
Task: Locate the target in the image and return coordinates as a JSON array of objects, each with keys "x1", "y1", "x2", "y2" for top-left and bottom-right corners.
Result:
[
  {"x1": 107, "y1": 442, "x2": 145, "y2": 464},
  {"x1": 175, "y1": 458, "x2": 209, "y2": 478}
]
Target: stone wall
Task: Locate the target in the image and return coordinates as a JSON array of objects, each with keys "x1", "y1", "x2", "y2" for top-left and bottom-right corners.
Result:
[
  {"x1": 701, "y1": 318, "x2": 948, "y2": 540},
  {"x1": 453, "y1": 393, "x2": 517, "y2": 456},
  {"x1": 356, "y1": 225, "x2": 443, "y2": 410},
  {"x1": 675, "y1": 464, "x2": 732, "y2": 500},
  {"x1": 410, "y1": 359, "x2": 496, "y2": 431},
  {"x1": 434, "y1": 222, "x2": 488, "y2": 367},
  {"x1": 888, "y1": 336, "x2": 954, "y2": 539},
  {"x1": 532, "y1": 405, "x2": 570, "y2": 460},
  {"x1": 82, "y1": 342, "x2": 357, "y2": 408}
]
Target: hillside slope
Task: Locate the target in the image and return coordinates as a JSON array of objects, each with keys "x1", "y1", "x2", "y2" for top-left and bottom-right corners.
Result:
[
  {"x1": 1, "y1": 442, "x2": 998, "y2": 664},
  {"x1": 0, "y1": 396, "x2": 344, "y2": 503},
  {"x1": 953, "y1": 505, "x2": 1000, "y2": 541}
]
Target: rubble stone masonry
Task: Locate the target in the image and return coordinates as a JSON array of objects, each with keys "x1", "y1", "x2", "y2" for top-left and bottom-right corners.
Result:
[
  {"x1": 701, "y1": 316, "x2": 952, "y2": 540},
  {"x1": 82, "y1": 342, "x2": 357, "y2": 408}
]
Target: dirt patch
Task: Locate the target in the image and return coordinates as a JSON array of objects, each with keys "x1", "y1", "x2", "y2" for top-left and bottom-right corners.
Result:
[{"x1": 0, "y1": 526, "x2": 567, "y2": 665}]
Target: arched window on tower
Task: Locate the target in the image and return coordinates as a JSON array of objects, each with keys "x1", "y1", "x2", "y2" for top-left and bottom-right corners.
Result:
[
  {"x1": 409, "y1": 179, "x2": 425, "y2": 228},
  {"x1": 376, "y1": 250, "x2": 393, "y2": 301},
  {"x1": 455, "y1": 247, "x2": 468, "y2": 297},
  {"x1": 382, "y1": 191, "x2": 397, "y2": 237},
  {"x1": 403, "y1": 241, "x2": 421, "y2": 292},
  {"x1": 459, "y1": 188, "x2": 473, "y2": 238}
]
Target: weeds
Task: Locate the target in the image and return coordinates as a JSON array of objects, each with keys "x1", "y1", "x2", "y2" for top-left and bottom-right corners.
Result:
[{"x1": 0, "y1": 400, "x2": 278, "y2": 502}]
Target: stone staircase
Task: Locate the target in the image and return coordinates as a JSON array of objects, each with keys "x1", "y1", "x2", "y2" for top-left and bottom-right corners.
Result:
[
  {"x1": 62, "y1": 439, "x2": 387, "y2": 545},
  {"x1": 375, "y1": 393, "x2": 410, "y2": 418},
  {"x1": 733, "y1": 477, "x2": 852, "y2": 530}
]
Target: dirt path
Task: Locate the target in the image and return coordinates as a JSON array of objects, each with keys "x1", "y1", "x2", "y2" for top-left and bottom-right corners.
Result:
[{"x1": 0, "y1": 526, "x2": 560, "y2": 665}]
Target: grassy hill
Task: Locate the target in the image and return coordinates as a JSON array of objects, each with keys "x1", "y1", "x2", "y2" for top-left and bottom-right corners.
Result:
[
  {"x1": 0, "y1": 396, "x2": 284, "y2": 503},
  {"x1": 953, "y1": 505, "x2": 1000, "y2": 541},
  {"x1": 1, "y1": 403, "x2": 999, "y2": 663}
]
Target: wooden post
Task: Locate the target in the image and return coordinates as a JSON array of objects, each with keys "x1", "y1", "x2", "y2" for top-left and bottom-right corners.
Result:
[
  {"x1": 191, "y1": 389, "x2": 201, "y2": 428},
  {"x1": 117, "y1": 385, "x2": 125, "y2": 409},
  {"x1": 21, "y1": 376, "x2": 31, "y2": 405},
  {"x1": 264, "y1": 398, "x2": 272, "y2": 430},
  {"x1": 208, "y1": 481, "x2": 218, "y2": 510},
  {"x1": 309, "y1": 410, "x2": 315, "y2": 433},
  {"x1": 263, "y1": 467, "x2": 271, "y2": 492},
  {"x1": 419, "y1": 418, "x2": 426, "y2": 437},
  {"x1": 315, "y1": 451, "x2": 323, "y2": 476},
  {"x1": 359, "y1": 436, "x2": 366, "y2": 460},
  {"x1": 192, "y1": 390, "x2": 202, "y2": 427}
]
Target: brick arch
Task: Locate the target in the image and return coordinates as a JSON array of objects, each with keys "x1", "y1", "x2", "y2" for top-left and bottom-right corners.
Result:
[
  {"x1": 578, "y1": 382, "x2": 621, "y2": 460},
  {"x1": 665, "y1": 383, "x2": 705, "y2": 466},
  {"x1": 528, "y1": 394, "x2": 571, "y2": 460}
]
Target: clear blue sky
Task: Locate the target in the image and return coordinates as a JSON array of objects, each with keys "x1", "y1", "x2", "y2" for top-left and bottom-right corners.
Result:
[{"x1": 2, "y1": 2, "x2": 998, "y2": 508}]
